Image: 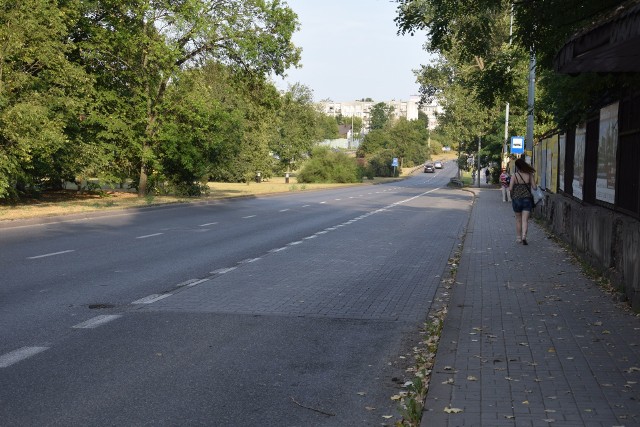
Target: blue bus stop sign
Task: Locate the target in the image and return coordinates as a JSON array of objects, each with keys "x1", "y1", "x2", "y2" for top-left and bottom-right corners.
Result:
[
  {"x1": 391, "y1": 158, "x2": 399, "y2": 167},
  {"x1": 511, "y1": 136, "x2": 524, "y2": 154}
]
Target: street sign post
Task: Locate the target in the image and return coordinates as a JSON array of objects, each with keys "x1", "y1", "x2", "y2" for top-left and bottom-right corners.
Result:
[{"x1": 510, "y1": 136, "x2": 525, "y2": 155}]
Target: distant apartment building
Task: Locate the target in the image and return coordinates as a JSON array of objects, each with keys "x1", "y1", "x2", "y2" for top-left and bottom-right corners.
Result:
[{"x1": 318, "y1": 95, "x2": 442, "y2": 132}]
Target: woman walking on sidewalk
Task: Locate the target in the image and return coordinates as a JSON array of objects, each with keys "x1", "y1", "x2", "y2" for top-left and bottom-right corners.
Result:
[{"x1": 508, "y1": 158, "x2": 537, "y2": 245}]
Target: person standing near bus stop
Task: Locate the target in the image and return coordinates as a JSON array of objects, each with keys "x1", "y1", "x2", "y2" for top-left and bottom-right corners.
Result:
[
  {"x1": 508, "y1": 158, "x2": 537, "y2": 245},
  {"x1": 499, "y1": 168, "x2": 511, "y2": 202}
]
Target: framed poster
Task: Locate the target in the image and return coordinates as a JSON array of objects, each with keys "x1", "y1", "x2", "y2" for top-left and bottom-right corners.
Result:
[
  {"x1": 573, "y1": 123, "x2": 586, "y2": 200},
  {"x1": 596, "y1": 103, "x2": 618, "y2": 204}
]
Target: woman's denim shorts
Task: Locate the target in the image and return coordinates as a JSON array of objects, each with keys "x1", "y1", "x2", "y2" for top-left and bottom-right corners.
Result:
[{"x1": 512, "y1": 197, "x2": 533, "y2": 212}]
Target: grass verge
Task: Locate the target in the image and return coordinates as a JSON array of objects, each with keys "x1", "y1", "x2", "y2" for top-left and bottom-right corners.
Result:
[{"x1": 0, "y1": 175, "x2": 410, "y2": 222}]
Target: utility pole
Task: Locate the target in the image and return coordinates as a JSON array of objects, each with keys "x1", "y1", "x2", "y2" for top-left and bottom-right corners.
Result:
[
  {"x1": 525, "y1": 48, "x2": 536, "y2": 156},
  {"x1": 477, "y1": 136, "x2": 482, "y2": 187},
  {"x1": 503, "y1": 4, "x2": 514, "y2": 167}
]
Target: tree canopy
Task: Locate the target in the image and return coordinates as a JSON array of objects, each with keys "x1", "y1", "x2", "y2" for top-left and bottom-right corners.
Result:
[
  {"x1": 394, "y1": 0, "x2": 636, "y2": 163},
  {"x1": 0, "y1": 0, "x2": 351, "y2": 200}
]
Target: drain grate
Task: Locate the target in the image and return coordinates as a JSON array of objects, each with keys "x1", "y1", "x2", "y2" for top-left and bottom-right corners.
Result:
[{"x1": 88, "y1": 303, "x2": 115, "y2": 309}]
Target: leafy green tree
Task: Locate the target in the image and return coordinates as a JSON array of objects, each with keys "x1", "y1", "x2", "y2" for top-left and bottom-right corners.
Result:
[
  {"x1": 369, "y1": 102, "x2": 395, "y2": 130},
  {"x1": 316, "y1": 113, "x2": 340, "y2": 140},
  {"x1": 356, "y1": 129, "x2": 390, "y2": 158},
  {"x1": 396, "y1": 0, "x2": 634, "y2": 133},
  {"x1": 387, "y1": 118, "x2": 430, "y2": 167},
  {"x1": 272, "y1": 83, "x2": 319, "y2": 171},
  {"x1": 0, "y1": 0, "x2": 92, "y2": 199},
  {"x1": 76, "y1": 0, "x2": 301, "y2": 195}
]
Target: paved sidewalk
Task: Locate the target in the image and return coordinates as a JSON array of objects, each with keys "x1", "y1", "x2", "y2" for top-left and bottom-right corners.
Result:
[{"x1": 422, "y1": 187, "x2": 640, "y2": 427}]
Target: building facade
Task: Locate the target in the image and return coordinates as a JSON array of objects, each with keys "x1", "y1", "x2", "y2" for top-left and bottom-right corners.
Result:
[{"x1": 318, "y1": 96, "x2": 441, "y2": 132}]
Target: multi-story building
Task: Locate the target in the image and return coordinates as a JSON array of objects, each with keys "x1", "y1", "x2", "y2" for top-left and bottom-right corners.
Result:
[{"x1": 318, "y1": 95, "x2": 442, "y2": 132}]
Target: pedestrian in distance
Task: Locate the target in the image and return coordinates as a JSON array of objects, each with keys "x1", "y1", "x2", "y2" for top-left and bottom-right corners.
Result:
[
  {"x1": 485, "y1": 168, "x2": 490, "y2": 184},
  {"x1": 499, "y1": 168, "x2": 511, "y2": 202},
  {"x1": 508, "y1": 158, "x2": 538, "y2": 245}
]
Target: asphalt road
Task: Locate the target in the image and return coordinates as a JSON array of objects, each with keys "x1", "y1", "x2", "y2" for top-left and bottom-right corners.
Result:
[{"x1": 0, "y1": 163, "x2": 473, "y2": 426}]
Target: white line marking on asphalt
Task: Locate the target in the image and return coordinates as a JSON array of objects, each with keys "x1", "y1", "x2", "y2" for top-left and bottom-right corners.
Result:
[
  {"x1": 131, "y1": 294, "x2": 172, "y2": 304},
  {"x1": 136, "y1": 233, "x2": 163, "y2": 239},
  {"x1": 279, "y1": 209, "x2": 290, "y2": 212},
  {"x1": 303, "y1": 235, "x2": 317, "y2": 240},
  {"x1": 335, "y1": 198, "x2": 341, "y2": 201},
  {"x1": 320, "y1": 201, "x2": 327, "y2": 204},
  {"x1": 242, "y1": 215, "x2": 256, "y2": 219},
  {"x1": 288, "y1": 241, "x2": 303, "y2": 246},
  {"x1": 302, "y1": 205, "x2": 310, "y2": 207},
  {"x1": 0, "y1": 346, "x2": 49, "y2": 368},
  {"x1": 72, "y1": 314, "x2": 122, "y2": 329},
  {"x1": 238, "y1": 258, "x2": 261, "y2": 264},
  {"x1": 268, "y1": 247, "x2": 288, "y2": 253},
  {"x1": 176, "y1": 278, "x2": 201, "y2": 287},
  {"x1": 315, "y1": 231, "x2": 328, "y2": 235},
  {"x1": 199, "y1": 222, "x2": 218, "y2": 227},
  {"x1": 211, "y1": 267, "x2": 237, "y2": 274},
  {"x1": 185, "y1": 278, "x2": 210, "y2": 287},
  {"x1": 27, "y1": 249, "x2": 75, "y2": 259}
]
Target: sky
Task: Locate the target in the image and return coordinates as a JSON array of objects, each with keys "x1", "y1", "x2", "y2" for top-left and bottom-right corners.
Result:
[{"x1": 273, "y1": 0, "x2": 432, "y2": 103}]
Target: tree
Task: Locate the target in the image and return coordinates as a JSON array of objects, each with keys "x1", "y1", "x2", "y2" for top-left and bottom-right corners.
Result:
[
  {"x1": 272, "y1": 83, "x2": 320, "y2": 171},
  {"x1": 76, "y1": 0, "x2": 301, "y2": 195},
  {"x1": 369, "y1": 102, "x2": 395, "y2": 130},
  {"x1": 395, "y1": 0, "x2": 634, "y2": 133},
  {"x1": 387, "y1": 118, "x2": 430, "y2": 167},
  {"x1": 357, "y1": 129, "x2": 390, "y2": 158},
  {"x1": 0, "y1": 0, "x2": 92, "y2": 199}
]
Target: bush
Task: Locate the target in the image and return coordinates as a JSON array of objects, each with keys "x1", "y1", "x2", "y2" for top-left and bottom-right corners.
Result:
[
  {"x1": 296, "y1": 147, "x2": 360, "y2": 183},
  {"x1": 367, "y1": 149, "x2": 399, "y2": 177}
]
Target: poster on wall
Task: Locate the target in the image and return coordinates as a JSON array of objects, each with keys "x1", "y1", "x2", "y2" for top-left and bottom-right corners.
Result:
[
  {"x1": 596, "y1": 102, "x2": 618, "y2": 204},
  {"x1": 539, "y1": 138, "x2": 548, "y2": 190},
  {"x1": 547, "y1": 135, "x2": 558, "y2": 193},
  {"x1": 573, "y1": 124, "x2": 586, "y2": 200},
  {"x1": 559, "y1": 134, "x2": 566, "y2": 192},
  {"x1": 533, "y1": 142, "x2": 542, "y2": 186}
]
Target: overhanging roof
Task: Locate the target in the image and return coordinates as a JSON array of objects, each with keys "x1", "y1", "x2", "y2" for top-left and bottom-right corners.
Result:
[{"x1": 555, "y1": 1, "x2": 640, "y2": 73}]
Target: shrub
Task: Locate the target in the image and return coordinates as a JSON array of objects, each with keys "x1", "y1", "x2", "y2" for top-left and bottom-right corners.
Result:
[{"x1": 296, "y1": 147, "x2": 360, "y2": 183}]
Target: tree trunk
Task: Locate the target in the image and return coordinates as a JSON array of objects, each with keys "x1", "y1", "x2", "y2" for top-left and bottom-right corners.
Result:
[{"x1": 138, "y1": 161, "x2": 148, "y2": 196}]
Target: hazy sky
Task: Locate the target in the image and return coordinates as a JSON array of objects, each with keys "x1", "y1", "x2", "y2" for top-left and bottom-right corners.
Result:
[{"x1": 273, "y1": 0, "x2": 432, "y2": 103}]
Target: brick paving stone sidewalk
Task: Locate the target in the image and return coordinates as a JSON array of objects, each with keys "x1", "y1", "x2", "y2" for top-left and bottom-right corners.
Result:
[{"x1": 422, "y1": 187, "x2": 640, "y2": 427}]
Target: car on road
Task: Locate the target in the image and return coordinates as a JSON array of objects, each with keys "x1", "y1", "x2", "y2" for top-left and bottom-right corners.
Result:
[
  {"x1": 434, "y1": 161, "x2": 443, "y2": 169},
  {"x1": 424, "y1": 163, "x2": 435, "y2": 173}
]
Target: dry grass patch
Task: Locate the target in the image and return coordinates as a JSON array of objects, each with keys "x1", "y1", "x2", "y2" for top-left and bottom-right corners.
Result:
[{"x1": 0, "y1": 174, "x2": 411, "y2": 222}]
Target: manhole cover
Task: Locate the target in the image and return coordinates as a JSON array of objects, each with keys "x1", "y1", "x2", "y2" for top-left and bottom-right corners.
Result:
[{"x1": 88, "y1": 303, "x2": 115, "y2": 309}]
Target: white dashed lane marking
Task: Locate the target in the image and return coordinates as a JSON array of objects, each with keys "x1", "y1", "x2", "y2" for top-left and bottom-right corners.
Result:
[
  {"x1": 199, "y1": 222, "x2": 218, "y2": 227},
  {"x1": 136, "y1": 233, "x2": 163, "y2": 239},
  {"x1": 211, "y1": 267, "x2": 238, "y2": 274},
  {"x1": 27, "y1": 250, "x2": 75, "y2": 259},
  {"x1": 72, "y1": 314, "x2": 122, "y2": 329},
  {"x1": 242, "y1": 215, "x2": 256, "y2": 219},
  {"x1": 131, "y1": 294, "x2": 172, "y2": 304},
  {"x1": 0, "y1": 346, "x2": 49, "y2": 368}
]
